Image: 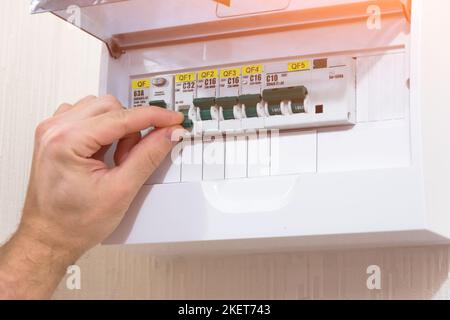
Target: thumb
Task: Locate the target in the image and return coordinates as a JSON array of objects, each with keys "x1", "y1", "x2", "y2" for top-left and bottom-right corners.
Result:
[{"x1": 114, "y1": 125, "x2": 183, "y2": 190}]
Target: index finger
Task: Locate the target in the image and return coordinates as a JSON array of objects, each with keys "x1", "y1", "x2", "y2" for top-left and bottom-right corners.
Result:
[{"x1": 77, "y1": 106, "x2": 183, "y2": 150}]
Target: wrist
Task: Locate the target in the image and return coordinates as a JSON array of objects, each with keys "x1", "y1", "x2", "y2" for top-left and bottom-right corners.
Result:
[
  {"x1": 14, "y1": 221, "x2": 81, "y2": 269},
  {"x1": 0, "y1": 223, "x2": 80, "y2": 299}
]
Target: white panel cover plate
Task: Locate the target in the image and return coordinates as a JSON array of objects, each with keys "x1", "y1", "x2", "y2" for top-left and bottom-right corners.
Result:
[
  {"x1": 95, "y1": 0, "x2": 441, "y2": 250},
  {"x1": 271, "y1": 130, "x2": 317, "y2": 176},
  {"x1": 106, "y1": 48, "x2": 416, "y2": 247}
]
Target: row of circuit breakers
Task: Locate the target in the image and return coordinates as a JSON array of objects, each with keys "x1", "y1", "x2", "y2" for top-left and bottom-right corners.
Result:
[{"x1": 130, "y1": 56, "x2": 356, "y2": 134}]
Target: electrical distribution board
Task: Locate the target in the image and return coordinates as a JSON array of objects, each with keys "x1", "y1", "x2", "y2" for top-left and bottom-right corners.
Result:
[
  {"x1": 31, "y1": 0, "x2": 450, "y2": 253},
  {"x1": 131, "y1": 56, "x2": 355, "y2": 135},
  {"x1": 131, "y1": 56, "x2": 356, "y2": 185}
]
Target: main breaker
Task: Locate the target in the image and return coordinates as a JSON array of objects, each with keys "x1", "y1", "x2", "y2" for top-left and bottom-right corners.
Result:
[{"x1": 31, "y1": 0, "x2": 450, "y2": 253}]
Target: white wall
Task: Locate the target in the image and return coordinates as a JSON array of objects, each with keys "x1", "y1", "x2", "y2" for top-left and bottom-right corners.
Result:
[
  {"x1": 1, "y1": 0, "x2": 450, "y2": 300},
  {"x1": 0, "y1": 0, "x2": 102, "y2": 242}
]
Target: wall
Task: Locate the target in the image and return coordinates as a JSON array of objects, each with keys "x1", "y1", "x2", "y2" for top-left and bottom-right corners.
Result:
[{"x1": 0, "y1": 0, "x2": 449, "y2": 300}]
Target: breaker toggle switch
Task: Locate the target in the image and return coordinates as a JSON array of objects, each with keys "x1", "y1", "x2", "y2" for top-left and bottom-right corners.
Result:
[
  {"x1": 284, "y1": 86, "x2": 308, "y2": 115},
  {"x1": 217, "y1": 96, "x2": 244, "y2": 132},
  {"x1": 194, "y1": 97, "x2": 218, "y2": 121},
  {"x1": 262, "y1": 86, "x2": 308, "y2": 116},
  {"x1": 193, "y1": 97, "x2": 220, "y2": 134},
  {"x1": 240, "y1": 94, "x2": 263, "y2": 118},
  {"x1": 149, "y1": 100, "x2": 168, "y2": 108},
  {"x1": 216, "y1": 96, "x2": 242, "y2": 120},
  {"x1": 180, "y1": 108, "x2": 195, "y2": 129},
  {"x1": 240, "y1": 94, "x2": 265, "y2": 130}
]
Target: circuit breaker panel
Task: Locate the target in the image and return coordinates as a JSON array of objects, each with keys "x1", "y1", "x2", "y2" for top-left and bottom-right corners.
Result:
[
  {"x1": 131, "y1": 56, "x2": 355, "y2": 134},
  {"x1": 131, "y1": 56, "x2": 357, "y2": 185}
]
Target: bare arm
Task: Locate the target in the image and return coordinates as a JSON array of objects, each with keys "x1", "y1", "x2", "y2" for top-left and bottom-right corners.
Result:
[{"x1": 0, "y1": 95, "x2": 183, "y2": 299}]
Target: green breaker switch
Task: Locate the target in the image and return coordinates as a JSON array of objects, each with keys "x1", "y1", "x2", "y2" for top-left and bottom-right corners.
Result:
[
  {"x1": 180, "y1": 108, "x2": 193, "y2": 129},
  {"x1": 262, "y1": 86, "x2": 308, "y2": 115},
  {"x1": 150, "y1": 100, "x2": 193, "y2": 128},
  {"x1": 216, "y1": 96, "x2": 239, "y2": 120},
  {"x1": 149, "y1": 100, "x2": 167, "y2": 108},
  {"x1": 239, "y1": 94, "x2": 261, "y2": 118},
  {"x1": 193, "y1": 97, "x2": 216, "y2": 121}
]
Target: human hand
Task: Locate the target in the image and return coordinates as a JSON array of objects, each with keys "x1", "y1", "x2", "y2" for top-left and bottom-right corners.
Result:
[{"x1": 0, "y1": 95, "x2": 183, "y2": 299}]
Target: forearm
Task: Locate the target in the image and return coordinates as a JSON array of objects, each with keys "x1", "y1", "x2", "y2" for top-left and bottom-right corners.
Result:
[{"x1": 0, "y1": 227, "x2": 76, "y2": 300}]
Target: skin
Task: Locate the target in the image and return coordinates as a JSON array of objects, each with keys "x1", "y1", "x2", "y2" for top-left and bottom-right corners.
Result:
[{"x1": 0, "y1": 95, "x2": 184, "y2": 299}]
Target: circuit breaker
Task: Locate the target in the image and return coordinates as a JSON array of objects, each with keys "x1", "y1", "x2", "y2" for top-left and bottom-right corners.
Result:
[{"x1": 31, "y1": 0, "x2": 450, "y2": 253}]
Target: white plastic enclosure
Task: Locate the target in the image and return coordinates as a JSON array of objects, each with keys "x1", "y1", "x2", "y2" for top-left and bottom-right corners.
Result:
[{"x1": 32, "y1": 0, "x2": 450, "y2": 253}]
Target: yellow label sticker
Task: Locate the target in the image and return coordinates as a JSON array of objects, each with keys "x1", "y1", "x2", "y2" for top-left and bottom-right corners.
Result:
[
  {"x1": 175, "y1": 73, "x2": 196, "y2": 83},
  {"x1": 288, "y1": 60, "x2": 311, "y2": 72},
  {"x1": 220, "y1": 68, "x2": 241, "y2": 78},
  {"x1": 242, "y1": 64, "x2": 263, "y2": 75},
  {"x1": 198, "y1": 69, "x2": 218, "y2": 80},
  {"x1": 132, "y1": 79, "x2": 150, "y2": 89}
]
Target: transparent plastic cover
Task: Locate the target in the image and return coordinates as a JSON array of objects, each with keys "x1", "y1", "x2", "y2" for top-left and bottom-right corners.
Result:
[{"x1": 30, "y1": 0, "x2": 409, "y2": 58}]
